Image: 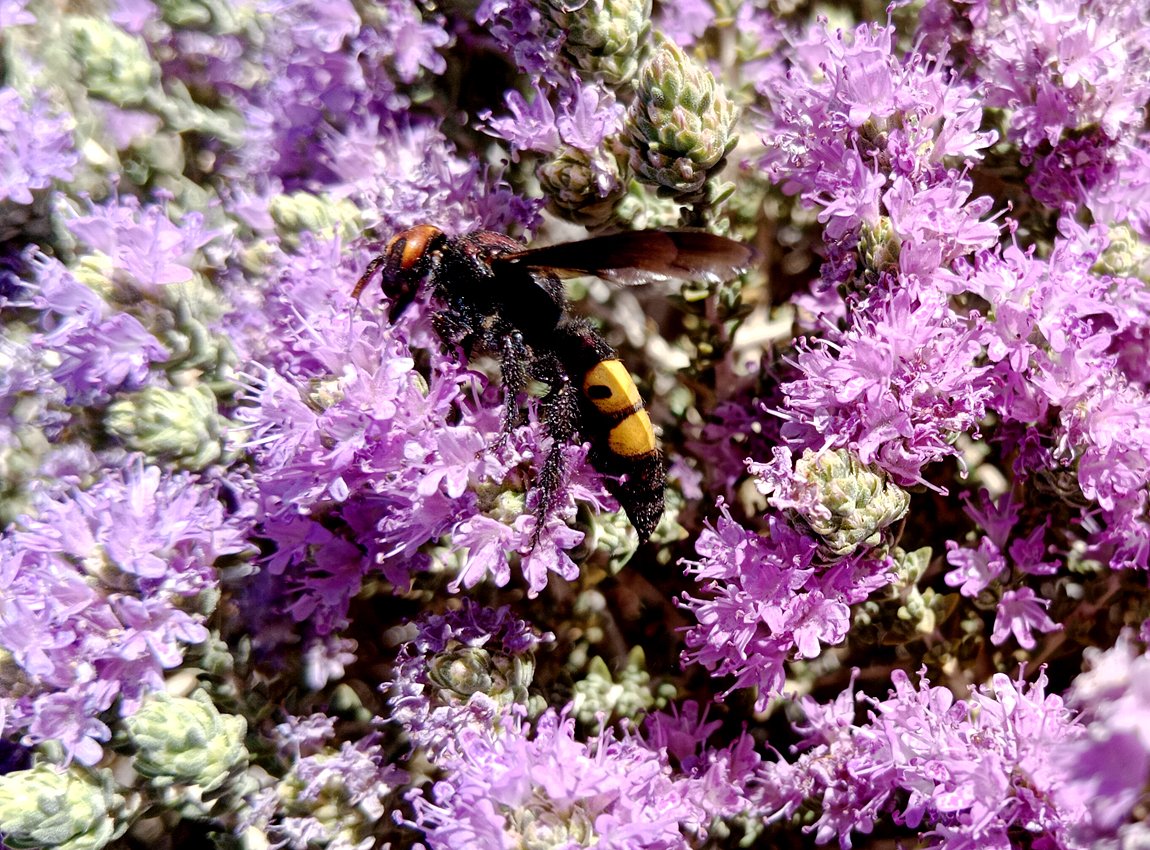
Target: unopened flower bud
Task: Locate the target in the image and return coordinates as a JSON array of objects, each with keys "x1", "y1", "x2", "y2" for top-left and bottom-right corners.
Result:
[
  {"x1": 269, "y1": 192, "x2": 362, "y2": 248},
  {"x1": 546, "y1": 0, "x2": 652, "y2": 86},
  {"x1": 0, "y1": 763, "x2": 123, "y2": 850},
  {"x1": 105, "y1": 385, "x2": 223, "y2": 469},
  {"x1": 64, "y1": 17, "x2": 157, "y2": 107},
  {"x1": 571, "y1": 646, "x2": 653, "y2": 724},
  {"x1": 1094, "y1": 223, "x2": 1150, "y2": 280},
  {"x1": 571, "y1": 503, "x2": 639, "y2": 571},
  {"x1": 427, "y1": 645, "x2": 534, "y2": 707},
  {"x1": 612, "y1": 178, "x2": 682, "y2": 229},
  {"x1": 858, "y1": 215, "x2": 901, "y2": 281},
  {"x1": 624, "y1": 38, "x2": 738, "y2": 204},
  {"x1": 124, "y1": 690, "x2": 248, "y2": 793},
  {"x1": 537, "y1": 143, "x2": 626, "y2": 228},
  {"x1": 793, "y1": 449, "x2": 910, "y2": 558}
]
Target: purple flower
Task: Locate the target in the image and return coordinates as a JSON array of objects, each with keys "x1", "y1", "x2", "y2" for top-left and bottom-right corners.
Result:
[
  {"x1": 1054, "y1": 632, "x2": 1150, "y2": 839},
  {"x1": 937, "y1": 224, "x2": 1150, "y2": 569},
  {"x1": 655, "y1": 0, "x2": 715, "y2": 47},
  {"x1": 228, "y1": 0, "x2": 452, "y2": 187},
  {"x1": 66, "y1": 195, "x2": 221, "y2": 291},
  {"x1": 990, "y1": 587, "x2": 1060, "y2": 649},
  {"x1": 0, "y1": 460, "x2": 252, "y2": 764},
  {"x1": 643, "y1": 702, "x2": 769, "y2": 823},
  {"x1": 317, "y1": 118, "x2": 541, "y2": 251},
  {"x1": 758, "y1": 19, "x2": 997, "y2": 235},
  {"x1": 475, "y1": 0, "x2": 565, "y2": 83},
  {"x1": 482, "y1": 84, "x2": 562, "y2": 156},
  {"x1": 30, "y1": 255, "x2": 169, "y2": 406},
  {"x1": 556, "y1": 84, "x2": 623, "y2": 152},
  {"x1": 973, "y1": 0, "x2": 1150, "y2": 152},
  {"x1": 944, "y1": 537, "x2": 1006, "y2": 596},
  {"x1": 0, "y1": 0, "x2": 35, "y2": 27},
  {"x1": 408, "y1": 708, "x2": 706, "y2": 849},
  {"x1": 251, "y1": 716, "x2": 406, "y2": 847},
  {"x1": 0, "y1": 87, "x2": 76, "y2": 206}
]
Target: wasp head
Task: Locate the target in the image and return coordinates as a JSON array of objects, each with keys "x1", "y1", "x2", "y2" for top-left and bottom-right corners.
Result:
[{"x1": 352, "y1": 224, "x2": 446, "y2": 322}]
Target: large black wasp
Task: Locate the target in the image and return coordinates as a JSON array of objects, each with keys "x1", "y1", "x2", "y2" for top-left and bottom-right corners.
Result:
[{"x1": 354, "y1": 225, "x2": 753, "y2": 542}]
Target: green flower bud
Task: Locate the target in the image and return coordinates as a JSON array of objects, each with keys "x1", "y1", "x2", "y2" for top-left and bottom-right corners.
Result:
[
  {"x1": 851, "y1": 547, "x2": 950, "y2": 646},
  {"x1": 124, "y1": 690, "x2": 248, "y2": 793},
  {"x1": 857, "y1": 215, "x2": 901, "y2": 282},
  {"x1": 0, "y1": 764, "x2": 124, "y2": 850},
  {"x1": 545, "y1": 0, "x2": 652, "y2": 86},
  {"x1": 571, "y1": 646, "x2": 654, "y2": 725},
  {"x1": 611, "y1": 178, "x2": 683, "y2": 230},
  {"x1": 624, "y1": 38, "x2": 738, "y2": 204},
  {"x1": 269, "y1": 192, "x2": 362, "y2": 248},
  {"x1": 427, "y1": 644, "x2": 535, "y2": 708},
  {"x1": 792, "y1": 449, "x2": 910, "y2": 558},
  {"x1": 1093, "y1": 223, "x2": 1150, "y2": 280},
  {"x1": 71, "y1": 253, "x2": 117, "y2": 302},
  {"x1": 105, "y1": 385, "x2": 224, "y2": 469},
  {"x1": 155, "y1": 0, "x2": 242, "y2": 30},
  {"x1": 570, "y1": 503, "x2": 639, "y2": 572},
  {"x1": 536, "y1": 143, "x2": 627, "y2": 229},
  {"x1": 63, "y1": 18, "x2": 157, "y2": 107}
]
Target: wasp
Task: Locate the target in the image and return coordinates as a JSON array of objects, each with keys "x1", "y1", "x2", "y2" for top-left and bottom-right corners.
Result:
[{"x1": 353, "y1": 225, "x2": 753, "y2": 542}]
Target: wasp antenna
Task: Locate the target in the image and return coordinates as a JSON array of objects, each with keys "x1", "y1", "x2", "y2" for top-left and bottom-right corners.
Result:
[{"x1": 351, "y1": 254, "x2": 388, "y2": 302}]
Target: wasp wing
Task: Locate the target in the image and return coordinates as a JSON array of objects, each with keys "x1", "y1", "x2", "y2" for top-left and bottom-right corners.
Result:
[{"x1": 491, "y1": 230, "x2": 755, "y2": 286}]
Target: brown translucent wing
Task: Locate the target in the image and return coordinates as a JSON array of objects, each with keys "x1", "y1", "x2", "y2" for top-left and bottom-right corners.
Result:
[{"x1": 491, "y1": 229, "x2": 755, "y2": 286}]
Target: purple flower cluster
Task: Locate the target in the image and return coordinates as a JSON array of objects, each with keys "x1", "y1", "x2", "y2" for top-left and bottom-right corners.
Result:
[
  {"x1": 4, "y1": 0, "x2": 1150, "y2": 847},
  {"x1": 680, "y1": 501, "x2": 893, "y2": 710},
  {"x1": 0, "y1": 87, "x2": 76, "y2": 207},
  {"x1": 759, "y1": 20, "x2": 999, "y2": 279},
  {"x1": 245, "y1": 713, "x2": 406, "y2": 849},
  {"x1": 972, "y1": 0, "x2": 1150, "y2": 221},
  {"x1": 762, "y1": 668, "x2": 1091, "y2": 849},
  {"x1": 225, "y1": 0, "x2": 451, "y2": 187},
  {"x1": 388, "y1": 601, "x2": 551, "y2": 761},
  {"x1": 474, "y1": 0, "x2": 627, "y2": 160},
  {"x1": 32, "y1": 256, "x2": 169, "y2": 407},
  {"x1": 0, "y1": 461, "x2": 250, "y2": 764},
  {"x1": 1055, "y1": 632, "x2": 1150, "y2": 843},
  {"x1": 66, "y1": 194, "x2": 220, "y2": 291},
  {"x1": 409, "y1": 708, "x2": 704, "y2": 849}
]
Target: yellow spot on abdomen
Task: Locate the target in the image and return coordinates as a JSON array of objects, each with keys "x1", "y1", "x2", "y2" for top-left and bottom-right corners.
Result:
[
  {"x1": 608, "y1": 410, "x2": 657, "y2": 457},
  {"x1": 582, "y1": 360, "x2": 642, "y2": 416}
]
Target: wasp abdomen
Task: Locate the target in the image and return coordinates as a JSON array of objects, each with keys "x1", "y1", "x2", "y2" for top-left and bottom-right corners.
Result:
[{"x1": 582, "y1": 359, "x2": 659, "y2": 459}]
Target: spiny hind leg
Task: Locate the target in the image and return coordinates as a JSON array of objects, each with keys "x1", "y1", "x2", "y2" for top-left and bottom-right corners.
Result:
[
  {"x1": 478, "y1": 328, "x2": 531, "y2": 459},
  {"x1": 497, "y1": 329, "x2": 529, "y2": 438},
  {"x1": 527, "y1": 360, "x2": 581, "y2": 547}
]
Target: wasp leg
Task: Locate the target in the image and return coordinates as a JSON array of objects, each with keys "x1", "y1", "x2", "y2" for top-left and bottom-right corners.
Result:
[
  {"x1": 472, "y1": 328, "x2": 530, "y2": 460},
  {"x1": 528, "y1": 364, "x2": 580, "y2": 548},
  {"x1": 431, "y1": 309, "x2": 475, "y2": 350},
  {"x1": 496, "y1": 330, "x2": 529, "y2": 437}
]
